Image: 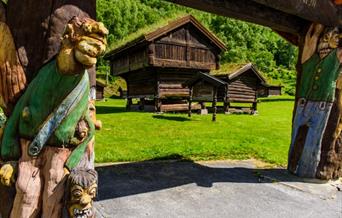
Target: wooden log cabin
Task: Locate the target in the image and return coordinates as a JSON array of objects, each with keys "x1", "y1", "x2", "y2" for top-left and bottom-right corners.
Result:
[
  {"x1": 95, "y1": 80, "x2": 106, "y2": 100},
  {"x1": 104, "y1": 15, "x2": 226, "y2": 112},
  {"x1": 211, "y1": 63, "x2": 267, "y2": 114},
  {"x1": 184, "y1": 72, "x2": 226, "y2": 121},
  {"x1": 258, "y1": 84, "x2": 282, "y2": 97}
]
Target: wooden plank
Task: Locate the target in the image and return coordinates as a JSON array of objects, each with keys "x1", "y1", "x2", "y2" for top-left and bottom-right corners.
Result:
[
  {"x1": 160, "y1": 93, "x2": 189, "y2": 98},
  {"x1": 159, "y1": 84, "x2": 185, "y2": 89},
  {"x1": 160, "y1": 88, "x2": 189, "y2": 92},
  {"x1": 228, "y1": 90, "x2": 256, "y2": 95},
  {"x1": 228, "y1": 98, "x2": 256, "y2": 103},
  {"x1": 229, "y1": 85, "x2": 255, "y2": 92},
  {"x1": 252, "y1": 0, "x2": 341, "y2": 27},
  {"x1": 161, "y1": 103, "x2": 201, "y2": 112},
  {"x1": 153, "y1": 58, "x2": 216, "y2": 70},
  {"x1": 127, "y1": 95, "x2": 155, "y2": 99},
  {"x1": 165, "y1": 0, "x2": 307, "y2": 34},
  {"x1": 228, "y1": 93, "x2": 256, "y2": 99}
]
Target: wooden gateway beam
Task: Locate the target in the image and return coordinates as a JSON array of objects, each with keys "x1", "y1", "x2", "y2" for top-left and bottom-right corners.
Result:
[
  {"x1": 165, "y1": 0, "x2": 309, "y2": 34},
  {"x1": 252, "y1": 0, "x2": 342, "y2": 27}
]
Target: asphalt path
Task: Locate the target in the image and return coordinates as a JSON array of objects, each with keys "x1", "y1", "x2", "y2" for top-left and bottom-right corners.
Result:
[{"x1": 94, "y1": 159, "x2": 342, "y2": 218}]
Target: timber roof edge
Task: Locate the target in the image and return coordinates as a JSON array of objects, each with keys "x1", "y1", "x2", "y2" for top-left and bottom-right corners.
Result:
[
  {"x1": 104, "y1": 15, "x2": 227, "y2": 60},
  {"x1": 183, "y1": 72, "x2": 226, "y2": 88},
  {"x1": 211, "y1": 63, "x2": 267, "y2": 84},
  {"x1": 96, "y1": 79, "x2": 107, "y2": 87}
]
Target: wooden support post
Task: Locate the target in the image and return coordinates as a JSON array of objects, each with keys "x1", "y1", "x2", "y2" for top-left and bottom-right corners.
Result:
[
  {"x1": 155, "y1": 98, "x2": 161, "y2": 113},
  {"x1": 188, "y1": 86, "x2": 193, "y2": 117},
  {"x1": 126, "y1": 98, "x2": 132, "y2": 111},
  {"x1": 224, "y1": 85, "x2": 229, "y2": 114},
  {"x1": 224, "y1": 102, "x2": 230, "y2": 114},
  {"x1": 200, "y1": 102, "x2": 206, "y2": 110},
  {"x1": 252, "y1": 102, "x2": 257, "y2": 115},
  {"x1": 212, "y1": 87, "x2": 217, "y2": 122},
  {"x1": 139, "y1": 98, "x2": 145, "y2": 111}
]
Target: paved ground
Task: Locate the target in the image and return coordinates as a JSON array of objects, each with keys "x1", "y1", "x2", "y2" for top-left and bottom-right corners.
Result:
[{"x1": 94, "y1": 159, "x2": 342, "y2": 218}]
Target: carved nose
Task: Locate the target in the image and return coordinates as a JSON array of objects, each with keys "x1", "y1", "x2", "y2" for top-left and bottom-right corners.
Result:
[{"x1": 80, "y1": 194, "x2": 92, "y2": 206}]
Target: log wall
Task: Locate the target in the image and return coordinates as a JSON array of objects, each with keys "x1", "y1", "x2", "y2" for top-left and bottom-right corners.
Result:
[
  {"x1": 193, "y1": 81, "x2": 214, "y2": 101},
  {"x1": 125, "y1": 70, "x2": 156, "y2": 98},
  {"x1": 153, "y1": 25, "x2": 218, "y2": 70},
  {"x1": 226, "y1": 71, "x2": 258, "y2": 103},
  {"x1": 111, "y1": 48, "x2": 149, "y2": 75},
  {"x1": 158, "y1": 72, "x2": 195, "y2": 98}
]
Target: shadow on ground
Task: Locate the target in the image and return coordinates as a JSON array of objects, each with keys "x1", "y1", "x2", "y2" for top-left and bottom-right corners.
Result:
[
  {"x1": 96, "y1": 155, "x2": 308, "y2": 201},
  {"x1": 259, "y1": 98, "x2": 294, "y2": 102},
  {"x1": 152, "y1": 115, "x2": 191, "y2": 122},
  {"x1": 96, "y1": 106, "x2": 127, "y2": 114}
]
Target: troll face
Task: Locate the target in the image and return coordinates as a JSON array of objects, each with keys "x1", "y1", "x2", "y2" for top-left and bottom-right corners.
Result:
[
  {"x1": 57, "y1": 17, "x2": 108, "y2": 74},
  {"x1": 67, "y1": 168, "x2": 98, "y2": 218},
  {"x1": 317, "y1": 27, "x2": 340, "y2": 59}
]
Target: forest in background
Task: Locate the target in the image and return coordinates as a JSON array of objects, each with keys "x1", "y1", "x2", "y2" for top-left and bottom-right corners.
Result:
[{"x1": 97, "y1": 0, "x2": 298, "y2": 95}]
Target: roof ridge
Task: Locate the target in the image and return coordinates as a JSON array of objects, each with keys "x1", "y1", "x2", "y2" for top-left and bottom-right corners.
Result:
[{"x1": 104, "y1": 14, "x2": 226, "y2": 59}]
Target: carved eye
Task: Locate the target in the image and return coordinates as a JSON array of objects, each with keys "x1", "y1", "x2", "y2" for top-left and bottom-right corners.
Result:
[
  {"x1": 89, "y1": 187, "x2": 97, "y2": 197},
  {"x1": 72, "y1": 190, "x2": 83, "y2": 198}
]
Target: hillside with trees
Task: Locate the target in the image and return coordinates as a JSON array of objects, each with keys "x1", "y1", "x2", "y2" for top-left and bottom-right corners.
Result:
[{"x1": 97, "y1": 0, "x2": 298, "y2": 95}]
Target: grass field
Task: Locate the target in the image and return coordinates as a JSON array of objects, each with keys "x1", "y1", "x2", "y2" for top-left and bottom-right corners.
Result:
[{"x1": 95, "y1": 96, "x2": 294, "y2": 166}]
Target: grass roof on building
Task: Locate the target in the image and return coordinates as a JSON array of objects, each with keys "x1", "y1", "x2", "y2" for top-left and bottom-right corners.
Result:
[
  {"x1": 210, "y1": 63, "x2": 250, "y2": 76},
  {"x1": 107, "y1": 12, "x2": 188, "y2": 52},
  {"x1": 211, "y1": 63, "x2": 283, "y2": 86}
]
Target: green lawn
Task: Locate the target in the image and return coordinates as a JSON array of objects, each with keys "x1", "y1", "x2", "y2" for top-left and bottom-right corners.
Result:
[{"x1": 95, "y1": 96, "x2": 294, "y2": 166}]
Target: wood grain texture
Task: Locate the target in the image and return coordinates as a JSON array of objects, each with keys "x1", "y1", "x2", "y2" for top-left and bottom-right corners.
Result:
[
  {"x1": 317, "y1": 76, "x2": 342, "y2": 179},
  {"x1": 6, "y1": 0, "x2": 96, "y2": 81},
  {"x1": 252, "y1": 0, "x2": 341, "y2": 27},
  {"x1": 166, "y1": 0, "x2": 307, "y2": 34},
  {"x1": 0, "y1": 22, "x2": 27, "y2": 116},
  {"x1": 0, "y1": 2, "x2": 5, "y2": 23}
]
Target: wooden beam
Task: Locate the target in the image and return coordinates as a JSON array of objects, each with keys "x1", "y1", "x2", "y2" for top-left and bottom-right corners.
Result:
[
  {"x1": 252, "y1": 0, "x2": 342, "y2": 27},
  {"x1": 165, "y1": 0, "x2": 308, "y2": 34}
]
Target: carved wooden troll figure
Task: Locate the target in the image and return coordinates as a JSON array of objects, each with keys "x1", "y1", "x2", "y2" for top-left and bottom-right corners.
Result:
[
  {"x1": 0, "y1": 16, "x2": 108, "y2": 217},
  {"x1": 288, "y1": 23, "x2": 342, "y2": 178}
]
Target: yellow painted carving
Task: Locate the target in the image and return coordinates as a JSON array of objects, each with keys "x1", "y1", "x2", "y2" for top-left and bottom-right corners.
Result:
[
  {"x1": 68, "y1": 183, "x2": 97, "y2": 218},
  {"x1": 0, "y1": 21, "x2": 27, "y2": 114},
  {"x1": 57, "y1": 17, "x2": 108, "y2": 75},
  {"x1": 0, "y1": 162, "x2": 16, "y2": 186}
]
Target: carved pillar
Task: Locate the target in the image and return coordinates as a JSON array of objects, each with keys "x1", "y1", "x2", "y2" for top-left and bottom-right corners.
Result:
[{"x1": 288, "y1": 24, "x2": 342, "y2": 179}]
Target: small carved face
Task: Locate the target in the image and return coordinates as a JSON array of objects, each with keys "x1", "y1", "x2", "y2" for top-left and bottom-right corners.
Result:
[
  {"x1": 68, "y1": 183, "x2": 97, "y2": 218},
  {"x1": 317, "y1": 27, "x2": 340, "y2": 59},
  {"x1": 67, "y1": 168, "x2": 98, "y2": 218}
]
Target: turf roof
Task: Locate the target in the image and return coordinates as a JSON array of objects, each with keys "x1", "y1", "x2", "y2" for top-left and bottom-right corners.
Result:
[{"x1": 107, "y1": 12, "x2": 188, "y2": 53}]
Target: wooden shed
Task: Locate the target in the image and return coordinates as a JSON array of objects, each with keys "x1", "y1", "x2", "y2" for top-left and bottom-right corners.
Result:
[
  {"x1": 96, "y1": 80, "x2": 106, "y2": 100},
  {"x1": 211, "y1": 63, "x2": 267, "y2": 114},
  {"x1": 184, "y1": 72, "x2": 226, "y2": 121},
  {"x1": 258, "y1": 84, "x2": 282, "y2": 97},
  {"x1": 104, "y1": 15, "x2": 226, "y2": 112}
]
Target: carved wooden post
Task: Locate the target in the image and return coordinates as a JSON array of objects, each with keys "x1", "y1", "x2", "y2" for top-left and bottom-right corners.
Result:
[
  {"x1": 165, "y1": 0, "x2": 342, "y2": 179},
  {"x1": 0, "y1": 1, "x2": 107, "y2": 217},
  {"x1": 286, "y1": 24, "x2": 342, "y2": 178}
]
